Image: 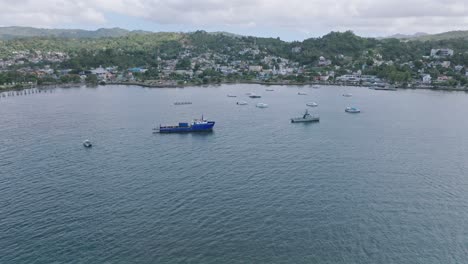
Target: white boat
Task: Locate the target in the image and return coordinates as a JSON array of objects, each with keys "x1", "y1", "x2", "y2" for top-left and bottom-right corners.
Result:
[
  {"x1": 311, "y1": 85, "x2": 320, "y2": 89},
  {"x1": 345, "y1": 107, "x2": 361, "y2": 113},
  {"x1": 236, "y1": 101, "x2": 248, "y2": 105},
  {"x1": 298, "y1": 92, "x2": 307, "y2": 95},
  {"x1": 291, "y1": 109, "x2": 320, "y2": 123},
  {"x1": 227, "y1": 94, "x2": 237, "y2": 97},
  {"x1": 256, "y1": 103, "x2": 268, "y2": 108},
  {"x1": 306, "y1": 102, "x2": 318, "y2": 107},
  {"x1": 342, "y1": 93, "x2": 352, "y2": 97},
  {"x1": 266, "y1": 88, "x2": 274, "y2": 91},
  {"x1": 83, "y1": 140, "x2": 92, "y2": 148}
]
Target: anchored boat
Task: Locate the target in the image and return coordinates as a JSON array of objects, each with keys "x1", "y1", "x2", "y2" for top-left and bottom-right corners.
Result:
[
  {"x1": 156, "y1": 116, "x2": 215, "y2": 133},
  {"x1": 306, "y1": 102, "x2": 318, "y2": 107},
  {"x1": 291, "y1": 109, "x2": 320, "y2": 123},
  {"x1": 249, "y1": 94, "x2": 262, "y2": 98},
  {"x1": 345, "y1": 107, "x2": 361, "y2": 113},
  {"x1": 83, "y1": 140, "x2": 92, "y2": 148},
  {"x1": 256, "y1": 103, "x2": 268, "y2": 108}
]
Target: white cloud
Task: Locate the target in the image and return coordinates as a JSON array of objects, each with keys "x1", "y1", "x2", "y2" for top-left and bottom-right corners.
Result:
[
  {"x1": 0, "y1": 0, "x2": 106, "y2": 28},
  {"x1": 1, "y1": 0, "x2": 468, "y2": 37}
]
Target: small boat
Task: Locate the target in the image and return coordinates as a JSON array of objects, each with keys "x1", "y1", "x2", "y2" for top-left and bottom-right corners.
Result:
[
  {"x1": 291, "y1": 109, "x2": 320, "y2": 123},
  {"x1": 266, "y1": 89, "x2": 274, "y2": 91},
  {"x1": 157, "y1": 116, "x2": 215, "y2": 133},
  {"x1": 306, "y1": 102, "x2": 318, "y2": 107},
  {"x1": 311, "y1": 85, "x2": 320, "y2": 89},
  {"x1": 236, "y1": 101, "x2": 248, "y2": 105},
  {"x1": 342, "y1": 93, "x2": 352, "y2": 97},
  {"x1": 249, "y1": 94, "x2": 262, "y2": 98},
  {"x1": 256, "y1": 103, "x2": 268, "y2": 108},
  {"x1": 83, "y1": 140, "x2": 92, "y2": 148},
  {"x1": 298, "y1": 92, "x2": 307, "y2": 95},
  {"x1": 345, "y1": 107, "x2": 361, "y2": 113},
  {"x1": 227, "y1": 94, "x2": 237, "y2": 97},
  {"x1": 174, "y1": 102, "x2": 192, "y2": 105}
]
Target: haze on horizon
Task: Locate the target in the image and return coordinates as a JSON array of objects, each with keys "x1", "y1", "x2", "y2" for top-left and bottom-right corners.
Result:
[{"x1": 1, "y1": 0, "x2": 467, "y2": 41}]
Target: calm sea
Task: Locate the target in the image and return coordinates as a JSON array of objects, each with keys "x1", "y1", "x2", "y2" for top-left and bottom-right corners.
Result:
[{"x1": 1, "y1": 84, "x2": 468, "y2": 263}]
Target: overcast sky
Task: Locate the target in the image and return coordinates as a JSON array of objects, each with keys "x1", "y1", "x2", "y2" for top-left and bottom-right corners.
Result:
[{"x1": 1, "y1": 0, "x2": 467, "y2": 40}]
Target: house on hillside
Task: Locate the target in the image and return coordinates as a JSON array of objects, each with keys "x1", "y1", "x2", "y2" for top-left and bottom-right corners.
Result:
[
  {"x1": 422, "y1": 74, "x2": 432, "y2": 84},
  {"x1": 430, "y1": 48, "x2": 454, "y2": 58}
]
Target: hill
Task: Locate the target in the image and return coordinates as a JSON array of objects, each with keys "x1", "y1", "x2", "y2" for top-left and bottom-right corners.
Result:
[
  {"x1": 411, "y1": 30, "x2": 468, "y2": 41},
  {"x1": 0, "y1": 27, "x2": 152, "y2": 40}
]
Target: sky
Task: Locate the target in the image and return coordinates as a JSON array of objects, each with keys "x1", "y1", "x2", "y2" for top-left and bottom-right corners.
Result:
[{"x1": 0, "y1": 0, "x2": 467, "y2": 41}]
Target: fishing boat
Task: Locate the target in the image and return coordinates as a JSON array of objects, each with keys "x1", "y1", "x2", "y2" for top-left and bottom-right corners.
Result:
[
  {"x1": 256, "y1": 103, "x2": 268, "y2": 108},
  {"x1": 291, "y1": 109, "x2": 320, "y2": 123},
  {"x1": 345, "y1": 107, "x2": 361, "y2": 113},
  {"x1": 236, "y1": 101, "x2": 248, "y2": 105},
  {"x1": 83, "y1": 140, "x2": 92, "y2": 148},
  {"x1": 306, "y1": 102, "x2": 318, "y2": 107},
  {"x1": 156, "y1": 116, "x2": 215, "y2": 133}
]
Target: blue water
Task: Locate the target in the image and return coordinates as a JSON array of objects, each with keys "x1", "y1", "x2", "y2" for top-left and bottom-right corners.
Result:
[{"x1": 1, "y1": 84, "x2": 468, "y2": 263}]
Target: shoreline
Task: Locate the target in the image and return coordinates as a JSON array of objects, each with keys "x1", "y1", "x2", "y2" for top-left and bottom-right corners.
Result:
[
  {"x1": 106, "y1": 80, "x2": 468, "y2": 92},
  {"x1": 2, "y1": 80, "x2": 468, "y2": 93}
]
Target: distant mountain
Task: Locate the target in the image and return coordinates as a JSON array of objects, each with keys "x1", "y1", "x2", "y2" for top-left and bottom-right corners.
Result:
[
  {"x1": 384, "y1": 32, "x2": 428, "y2": 39},
  {"x1": 383, "y1": 30, "x2": 468, "y2": 41},
  {"x1": 0, "y1": 26, "x2": 152, "y2": 40},
  {"x1": 411, "y1": 30, "x2": 468, "y2": 41}
]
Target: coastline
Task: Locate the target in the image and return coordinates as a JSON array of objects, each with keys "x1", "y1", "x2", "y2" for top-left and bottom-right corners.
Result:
[
  {"x1": 2, "y1": 80, "x2": 468, "y2": 93},
  {"x1": 106, "y1": 80, "x2": 468, "y2": 92}
]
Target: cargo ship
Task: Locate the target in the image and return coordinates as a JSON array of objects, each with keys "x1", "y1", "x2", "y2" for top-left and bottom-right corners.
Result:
[{"x1": 155, "y1": 116, "x2": 215, "y2": 133}]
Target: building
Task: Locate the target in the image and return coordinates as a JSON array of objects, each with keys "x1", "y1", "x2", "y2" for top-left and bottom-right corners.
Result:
[
  {"x1": 248, "y1": 65, "x2": 263, "y2": 72},
  {"x1": 291, "y1": 47, "x2": 302, "y2": 53},
  {"x1": 430, "y1": 48, "x2": 454, "y2": 57},
  {"x1": 422, "y1": 74, "x2": 432, "y2": 84}
]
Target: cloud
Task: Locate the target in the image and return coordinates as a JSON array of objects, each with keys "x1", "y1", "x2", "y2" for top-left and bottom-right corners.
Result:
[
  {"x1": 0, "y1": 0, "x2": 106, "y2": 28},
  {"x1": 1, "y1": 0, "x2": 468, "y2": 37}
]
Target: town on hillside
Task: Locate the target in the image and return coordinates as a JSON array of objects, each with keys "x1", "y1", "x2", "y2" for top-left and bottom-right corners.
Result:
[{"x1": 1, "y1": 31, "x2": 468, "y2": 90}]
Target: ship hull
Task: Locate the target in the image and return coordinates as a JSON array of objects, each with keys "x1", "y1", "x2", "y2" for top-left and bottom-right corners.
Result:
[{"x1": 159, "y1": 122, "x2": 215, "y2": 133}]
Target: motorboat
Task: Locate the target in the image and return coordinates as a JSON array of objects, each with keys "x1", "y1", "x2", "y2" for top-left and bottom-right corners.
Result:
[
  {"x1": 249, "y1": 93, "x2": 262, "y2": 98},
  {"x1": 265, "y1": 89, "x2": 274, "y2": 91},
  {"x1": 256, "y1": 103, "x2": 268, "y2": 108},
  {"x1": 345, "y1": 107, "x2": 361, "y2": 113},
  {"x1": 83, "y1": 140, "x2": 92, "y2": 148},
  {"x1": 227, "y1": 94, "x2": 237, "y2": 97},
  {"x1": 306, "y1": 102, "x2": 318, "y2": 107},
  {"x1": 342, "y1": 93, "x2": 352, "y2": 97},
  {"x1": 236, "y1": 101, "x2": 248, "y2": 105},
  {"x1": 298, "y1": 92, "x2": 307, "y2": 95}
]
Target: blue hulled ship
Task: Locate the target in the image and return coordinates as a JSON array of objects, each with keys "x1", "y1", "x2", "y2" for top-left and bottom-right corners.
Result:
[{"x1": 156, "y1": 116, "x2": 215, "y2": 133}]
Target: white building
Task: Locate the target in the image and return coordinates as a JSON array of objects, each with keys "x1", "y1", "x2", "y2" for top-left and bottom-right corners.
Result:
[
  {"x1": 248, "y1": 65, "x2": 263, "y2": 72},
  {"x1": 422, "y1": 74, "x2": 432, "y2": 84},
  {"x1": 430, "y1": 48, "x2": 454, "y2": 57}
]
